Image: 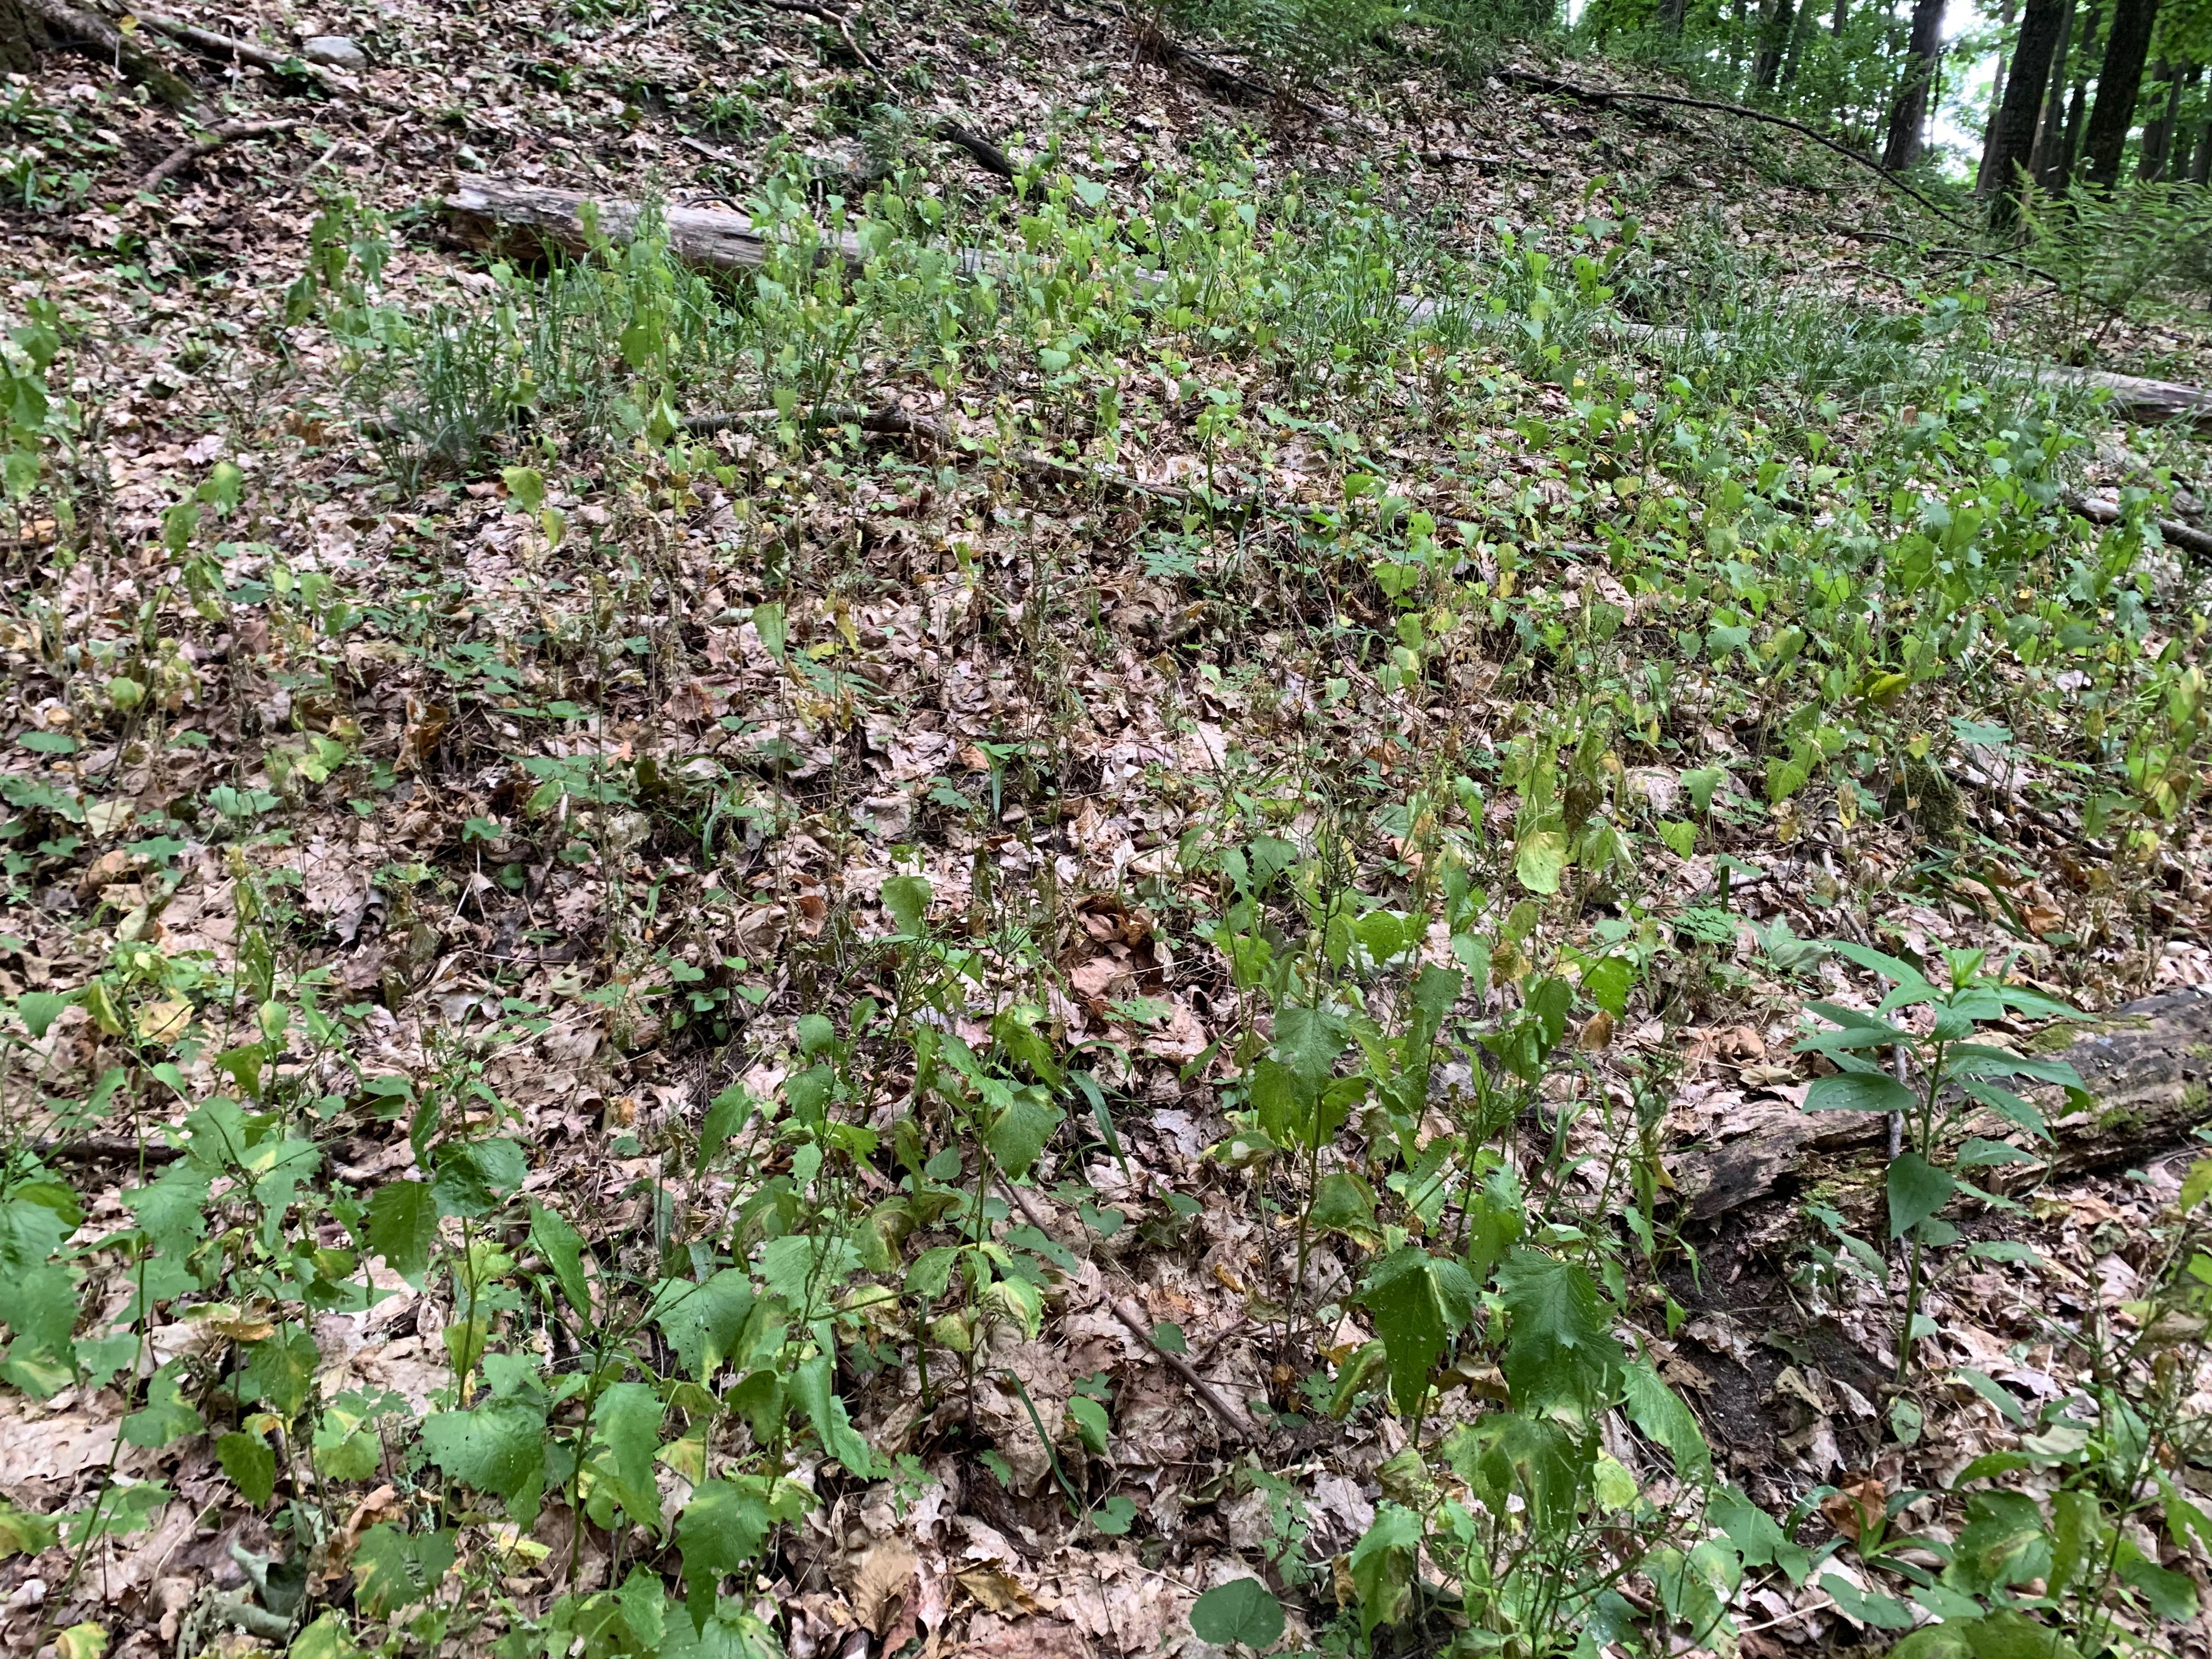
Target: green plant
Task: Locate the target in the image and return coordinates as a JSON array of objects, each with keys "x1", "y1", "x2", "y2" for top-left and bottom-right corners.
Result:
[{"x1": 1793, "y1": 943, "x2": 2089, "y2": 1406}]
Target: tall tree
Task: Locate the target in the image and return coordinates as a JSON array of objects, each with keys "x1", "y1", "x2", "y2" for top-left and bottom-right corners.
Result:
[
  {"x1": 1658, "y1": 0, "x2": 1688, "y2": 36},
  {"x1": 1884, "y1": 0, "x2": 1950, "y2": 170},
  {"x1": 2047, "y1": 0, "x2": 2104, "y2": 189},
  {"x1": 1977, "y1": 0, "x2": 2022, "y2": 191},
  {"x1": 2027, "y1": 0, "x2": 2078, "y2": 178},
  {"x1": 1754, "y1": 0, "x2": 1800, "y2": 92},
  {"x1": 1986, "y1": 0, "x2": 2075, "y2": 214},
  {"x1": 2081, "y1": 0, "x2": 2163, "y2": 186}
]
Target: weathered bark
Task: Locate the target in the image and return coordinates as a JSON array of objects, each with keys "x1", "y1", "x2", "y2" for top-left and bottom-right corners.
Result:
[
  {"x1": 1883, "y1": 0, "x2": 1950, "y2": 170},
  {"x1": 0, "y1": 0, "x2": 52, "y2": 76},
  {"x1": 2171, "y1": 68, "x2": 2204, "y2": 178},
  {"x1": 1781, "y1": 0, "x2": 1820, "y2": 87},
  {"x1": 1985, "y1": 0, "x2": 2071, "y2": 216},
  {"x1": 1673, "y1": 990, "x2": 2212, "y2": 1221},
  {"x1": 2194, "y1": 116, "x2": 2212, "y2": 182},
  {"x1": 2081, "y1": 0, "x2": 2162, "y2": 187},
  {"x1": 18, "y1": 0, "x2": 196, "y2": 106},
  {"x1": 2048, "y1": 3, "x2": 2099, "y2": 191}
]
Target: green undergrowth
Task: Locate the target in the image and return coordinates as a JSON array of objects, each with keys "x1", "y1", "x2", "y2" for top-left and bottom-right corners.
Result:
[{"x1": 0, "y1": 137, "x2": 2207, "y2": 1659}]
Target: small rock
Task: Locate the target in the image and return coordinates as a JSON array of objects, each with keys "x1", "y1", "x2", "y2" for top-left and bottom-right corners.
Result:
[{"x1": 300, "y1": 35, "x2": 367, "y2": 69}]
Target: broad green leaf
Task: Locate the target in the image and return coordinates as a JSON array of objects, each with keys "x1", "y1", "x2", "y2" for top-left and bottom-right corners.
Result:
[
  {"x1": 1348, "y1": 1503, "x2": 1421, "y2": 1636},
  {"x1": 351, "y1": 1523, "x2": 455, "y2": 1618},
  {"x1": 1273, "y1": 1005, "x2": 1346, "y2": 1085},
  {"x1": 2119, "y1": 1550, "x2": 2198, "y2": 1620},
  {"x1": 0, "y1": 1502, "x2": 59, "y2": 1559},
  {"x1": 791, "y1": 1351, "x2": 877, "y2": 1477},
  {"x1": 591, "y1": 1382, "x2": 664, "y2": 1531},
  {"x1": 1957, "y1": 1367, "x2": 2026, "y2": 1425},
  {"x1": 1622, "y1": 1359, "x2": 1711, "y2": 1483},
  {"x1": 430, "y1": 1137, "x2": 526, "y2": 1218},
  {"x1": 1886, "y1": 1152, "x2": 1956, "y2": 1238},
  {"x1": 1497, "y1": 1249, "x2": 1623, "y2": 1424},
  {"x1": 1514, "y1": 828, "x2": 1567, "y2": 894},
  {"x1": 1360, "y1": 1245, "x2": 1479, "y2": 1414},
  {"x1": 1805, "y1": 1072, "x2": 1916, "y2": 1114},
  {"x1": 529, "y1": 1203, "x2": 590, "y2": 1320},
  {"x1": 1189, "y1": 1578, "x2": 1284, "y2": 1648},
  {"x1": 361, "y1": 1180, "x2": 438, "y2": 1287},
  {"x1": 420, "y1": 1358, "x2": 549, "y2": 1508},
  {"x1": 1945, "y1": 1043, "x2": 2085, "y2": 1091},
  {"x1": 242, "y1": 1327, "x2": 318, "y2": 1418},
  {"x1": 881, "y1": 873, "x2": 932, "y2": 937},
  {"x1": 2048, "y1": 1488, "x2": 2096, "y2": 1596},
  {"x1": 1950, "y1": 1490, "x2": 2051, "y2": 1594},
  {"x1": 1309, "y1": 1171, "x2": 1376, "y2": 1235},
  {"x1": 1826, "y1": 938, "x2": 1928, "y2": 991},
  {"x1": 984, "y1": 1089, "x2": 1062, "y2": 1181},
  {"x1": 676, "y1": 1475, "x2": 814, "y2": 1594},
  {"x1": 216, "y1": 1430, "x2": 276, "y2": 1507},
  {"x1": 1711, "y1": 1485, "x2": 1808, "y2": 1584},
  {"x1": 1816, "y1": 1572, "x2": 1913, "y2": 1629},
  {"x1": 121, "y1": 1364, "x2": 202, "y2": 1448},
  {"x1": 649, "y1": 1269, "x2": 754, "y2": 1381},
  {"x1": 1066, "y1": 1395, "x2": 1110, "y2": 1456},
  {"x1": 15, "y1": 991, "x2": 69, "y2": 1038}
]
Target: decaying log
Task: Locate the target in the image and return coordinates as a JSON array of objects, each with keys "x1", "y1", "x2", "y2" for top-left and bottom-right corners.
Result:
[
  {"x1": 444, "y1": 180, "x2": 866, "y2": 274},
  {"x1": 1672, "y1": 989, "x2": 2212, "y2": 1220},
  {"x1": 20, "y1": 0, "x2": 196, "y2": 106}
]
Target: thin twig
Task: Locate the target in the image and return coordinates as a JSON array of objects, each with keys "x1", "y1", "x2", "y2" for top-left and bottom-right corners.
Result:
[{"x1": 1108, "y1": 1296, "x2": 1263, "y2": 1443}]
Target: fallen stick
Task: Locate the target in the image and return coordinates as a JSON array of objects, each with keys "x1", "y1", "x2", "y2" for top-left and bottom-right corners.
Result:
[
  {"x1": 1108, "y1": 1295, "x2": 1264, "y2": 1443},
  {"x1": 139, "y1": 116, "x2": 299, "y2": 192},
  {"x1": 135, "y1": 8, "x2": 300, "y2": 75},
  {"x1": 444, "y1": 178, "x2": 865, "y2": 273},
  {"x1": 2068, "y1": 491, "x2": 2212, "y2": 560}
]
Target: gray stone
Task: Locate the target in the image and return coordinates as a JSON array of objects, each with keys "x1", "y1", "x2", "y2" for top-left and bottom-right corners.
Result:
[{"x1": 300, "y1": 35, "x2": 368, "y2": 70}]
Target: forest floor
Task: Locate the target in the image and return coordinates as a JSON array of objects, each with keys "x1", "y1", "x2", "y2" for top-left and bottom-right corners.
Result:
[{"x1": 2, "y1": 3, "x2": 2212, "y2": 1658}]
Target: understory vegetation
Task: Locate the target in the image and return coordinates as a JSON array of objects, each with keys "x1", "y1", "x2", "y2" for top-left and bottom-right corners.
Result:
[{"x1": 2, "y1": 1, "x2": 2211, "y2": 1658}]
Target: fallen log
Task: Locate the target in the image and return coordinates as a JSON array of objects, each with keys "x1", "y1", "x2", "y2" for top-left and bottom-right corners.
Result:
[
  {"x1": 443, "y1": 179, "x2": 865, "y2": 274},
  {"x1": 445, "y1": 179, "x2": 2212, "y2": 432},
  {"x1": 1672, "y1": 988, "x2": 2212, "y2": 1220},
  {"x1": 19, "y1": 0, "x2": 196, "y2": 106}
]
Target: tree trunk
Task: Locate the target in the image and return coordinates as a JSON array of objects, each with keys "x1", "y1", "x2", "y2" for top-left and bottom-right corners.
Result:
[
  {"x1": 1832, "y1": 0, "x2": 1848, "y2": 30},
  {"x1": 0, "y1": 0, "x2": 50, "y2": 75},
  {"x1": 2140, "y1": 58, "x2": 2189, "y2": 177},
  {"x1": 2081, "y1": 0, "x2": 2162, "y2": 188},
  {"x1": 2026, "y1": 1, "x2": 2075, "y2": 180},
  {"x1": 1883, "y1": 0, "x2": 1949, "y2": 170},
  {"x1": 16, "y1": 0, "x2": 196, "y2": 105},
  {"x1": 2172, "y1": 66, "x2": 2204, "y2": 178},
  {"x1": 1781, "y1": 0, "x2": 1820, "y2": 86},
  {"x1": 1658, "y1": 0, "x2": 1688, "y2": 35},
  {"x1": 2195, "y1": 114, "x2": 2212, "y2": 181},
  {"x1": 1976, "y1": 0, "x2": 2021, "y2": 193},
  {"x1": 1985, "y1": 0, "x2": 2072, "y2": 215},
  {"x1": 1754, "y1": 0, "x2": 1798, "y2": 93},
  {"x1": 2048, "y1": 0, "x2": 2102, "y2": 191}
]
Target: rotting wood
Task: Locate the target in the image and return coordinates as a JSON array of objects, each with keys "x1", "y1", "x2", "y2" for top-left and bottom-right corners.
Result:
[
  {"x1": 20, "y1": 0, "x2": 197, "y2": 106},
  {"x1": 1672, "y1": 988, "x2": 2212, "y2": 1220},
  {"x1": 444, "y1": 179, "x2": 866, "y2": 273}
]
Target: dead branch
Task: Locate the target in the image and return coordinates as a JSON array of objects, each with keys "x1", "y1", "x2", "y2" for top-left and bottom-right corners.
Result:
[
  {"x1": 2069, "y1": 492, "x2": 2212, "y2": 560},
  {"x1": 935, "y1": 120, "x2": 1016, "y2": 179},
  {"x1": 1108, "y1": 1296, "x2": 1264, "y2": 1443},
  {"x1": 138, "y1": 115, "x2": 299, "y2": 191},
  {"x1": 1497, "y1": 67, "x2": 1976, "y2": 237}
]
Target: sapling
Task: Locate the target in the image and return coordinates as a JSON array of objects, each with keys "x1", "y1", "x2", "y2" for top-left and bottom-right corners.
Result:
[{"x1": 1793, "y1": 942, "x2": 2088, "y2": 1400}]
